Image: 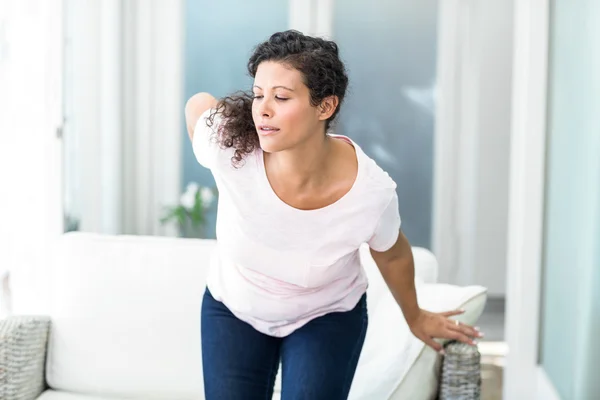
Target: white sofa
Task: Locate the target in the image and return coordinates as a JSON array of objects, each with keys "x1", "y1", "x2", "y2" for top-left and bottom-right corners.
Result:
[{"x1": 0, "y1": 232, "x2": 487, "y2": 400}]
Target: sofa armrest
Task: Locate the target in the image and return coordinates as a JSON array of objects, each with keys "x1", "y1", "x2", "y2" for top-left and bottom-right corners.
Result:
[
  {"x1": 439, "y1": 341, "x2": 482, "y2": 399},
  {"x1": 0, "y1": 316, "x2": 51, "y2": 400}
]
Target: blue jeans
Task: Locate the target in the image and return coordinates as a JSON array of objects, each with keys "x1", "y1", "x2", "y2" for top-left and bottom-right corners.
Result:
[{"x1": 201, "y1": 288, "x2": 368, "y2": 400}]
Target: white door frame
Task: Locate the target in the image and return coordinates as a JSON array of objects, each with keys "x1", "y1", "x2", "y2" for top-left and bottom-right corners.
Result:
[
  {"x1": 48, "y1": 0, "x2": 65, "y2": 238},
  {"x1": 503, "y1": 0, "x2": 560, "y2": 398}
]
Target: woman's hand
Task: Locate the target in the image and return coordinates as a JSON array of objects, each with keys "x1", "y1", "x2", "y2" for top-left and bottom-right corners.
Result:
[
  {"x1": 408, "y1": 309, "x2": 484, "y2": 354},
  {"x1": 185, "y1": 92, "x2": 218, "y2": 142}
]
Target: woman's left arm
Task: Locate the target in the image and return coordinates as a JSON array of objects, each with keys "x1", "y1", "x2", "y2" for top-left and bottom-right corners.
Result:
[{"x1": 369, "y1": 230, "x2": 484, "y2": 354}]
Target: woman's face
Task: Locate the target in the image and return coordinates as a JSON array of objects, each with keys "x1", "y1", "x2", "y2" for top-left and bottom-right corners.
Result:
[{"x1": 252, "y1": 61, "x2": 323, "y2": 153}]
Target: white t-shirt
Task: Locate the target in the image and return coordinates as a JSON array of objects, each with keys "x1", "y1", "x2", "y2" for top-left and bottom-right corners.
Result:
[{"x1": 193, "y1": 108, "x2": 401, "y2": 337}]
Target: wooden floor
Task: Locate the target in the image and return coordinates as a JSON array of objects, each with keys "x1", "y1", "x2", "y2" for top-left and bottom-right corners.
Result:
[
  {"x1": 478, "y1": 297, "x2": 506, "y2": 400},
  {"x1": 481, "y1": 356, "x2": 504, "y2": 400}
]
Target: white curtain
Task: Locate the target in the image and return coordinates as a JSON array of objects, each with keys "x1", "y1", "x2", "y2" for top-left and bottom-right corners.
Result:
[
  {"x1": 121, "y1": 0, "x2": 183, "y2": 236},
  {"x1": 63, "y1": 0, "x2": 182, "y2": 237},
  {"x1": 433, "y1": 0, "x2": 513, "y2": 296}
]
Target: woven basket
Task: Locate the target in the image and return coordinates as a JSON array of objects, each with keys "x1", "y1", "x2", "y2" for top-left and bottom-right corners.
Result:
[{"x1": 439, "y1": 340, "x2": 481, "y2": 400}]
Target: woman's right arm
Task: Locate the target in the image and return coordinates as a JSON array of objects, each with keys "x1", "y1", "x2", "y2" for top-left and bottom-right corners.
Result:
[{"x1": 185, "y1": 92, "x2": 219, "y2": 142}]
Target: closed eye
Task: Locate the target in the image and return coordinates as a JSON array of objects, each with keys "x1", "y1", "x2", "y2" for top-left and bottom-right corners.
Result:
[{"x1": 252, "y1": 95, "x2": 289, "y2": 101}]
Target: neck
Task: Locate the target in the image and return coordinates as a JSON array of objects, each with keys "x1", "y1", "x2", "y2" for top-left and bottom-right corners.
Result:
[{"x1": 265, "y1": 134, "x2": 333, "y2": 188}]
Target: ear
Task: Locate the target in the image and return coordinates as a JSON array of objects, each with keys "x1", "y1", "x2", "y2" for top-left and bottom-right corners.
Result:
[{"x1": 317, "y1": 95, "x2": 339, "y2": 121}]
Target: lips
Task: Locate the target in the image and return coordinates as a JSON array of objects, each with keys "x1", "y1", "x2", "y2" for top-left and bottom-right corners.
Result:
[{"x1": 258, "y1": 125, "x2": 280, "y2": 136}]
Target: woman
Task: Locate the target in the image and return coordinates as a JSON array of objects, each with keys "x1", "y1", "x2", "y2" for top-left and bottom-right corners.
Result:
[{"x1": 185, "y1": 30, "x2": 483, "y2": 400}]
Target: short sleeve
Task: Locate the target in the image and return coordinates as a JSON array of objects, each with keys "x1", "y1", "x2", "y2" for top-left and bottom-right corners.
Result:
[
  {"x1": 192, "y1": 108, "x2": 223, "y2": 169},
  {"x1": 368, "y1": 191, "x2": 402, "y2": 252}
]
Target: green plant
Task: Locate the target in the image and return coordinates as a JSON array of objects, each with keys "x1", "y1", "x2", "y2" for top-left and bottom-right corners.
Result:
[{"x1": 160, "y1": 182, "x2": 216, "y2": 231}]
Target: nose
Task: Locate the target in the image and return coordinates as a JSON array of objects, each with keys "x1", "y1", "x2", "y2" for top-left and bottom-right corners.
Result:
[{"x1": 257, "y1": 98, "x2": 273, "y2": 118}]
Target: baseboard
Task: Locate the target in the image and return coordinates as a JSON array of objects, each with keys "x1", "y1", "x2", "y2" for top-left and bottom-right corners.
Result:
[{"x1": 536, "y1": 367, "x2": 561, "y2": 400}]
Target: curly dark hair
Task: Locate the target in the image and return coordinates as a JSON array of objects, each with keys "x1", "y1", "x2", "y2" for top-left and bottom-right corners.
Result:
[{"x1": 207, "y1": 30, "x2": 349, "y2": 166}]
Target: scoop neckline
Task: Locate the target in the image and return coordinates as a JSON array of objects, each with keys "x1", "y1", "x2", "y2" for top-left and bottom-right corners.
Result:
[{"x1": 257, "y1": 135, "x2": 362, "y2": 214}]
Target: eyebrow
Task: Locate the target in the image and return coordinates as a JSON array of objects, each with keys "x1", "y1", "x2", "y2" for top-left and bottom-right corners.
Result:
[{"x1": 253, "y1": 85, "x2": 295, "y2": 92}]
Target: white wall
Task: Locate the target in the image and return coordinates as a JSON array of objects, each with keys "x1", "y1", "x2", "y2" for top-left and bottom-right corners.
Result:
[
  {"x1": 0, "y1": 0, "x2": 63, "y2": 316},
  {"x1": 434, "y1": 0, "x2": 513, "y2": 297}
]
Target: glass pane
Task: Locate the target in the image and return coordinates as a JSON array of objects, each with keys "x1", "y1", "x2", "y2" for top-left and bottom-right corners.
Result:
[
  {"x1": 539, "y1": 0, "x2": 600, "y2": 398},
  {"x1": 332, "y1": 0, "x2": 438, "y2": 248},
  {"x1": 182, "y1": 0, "x2": 289, "y2": 238}
]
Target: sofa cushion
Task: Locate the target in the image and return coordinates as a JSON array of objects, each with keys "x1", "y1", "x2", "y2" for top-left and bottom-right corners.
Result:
[
  {"x1": 38, "y1": 390, "x2": 123, "y2": 400},
  {"x1": 46, "y1": 233, "x2": 214, "y2": 398}
]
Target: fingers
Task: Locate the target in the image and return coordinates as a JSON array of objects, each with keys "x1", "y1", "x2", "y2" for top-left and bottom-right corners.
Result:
[
  {"x1": 445, "y1": 322, "x2": 482, "y2": 346},
  {"x1": 439, "y1": 309, "x2": 465, "y2": 317},
  {"x1": 448, "y1": 320, "x2": 484, "y2": 340},
  {"x1": 447, "y1": 329, "x2": 477, "y2": 346},
  {"x1": 419, "y1": 335, "x2": 444, "y2": 354}
]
